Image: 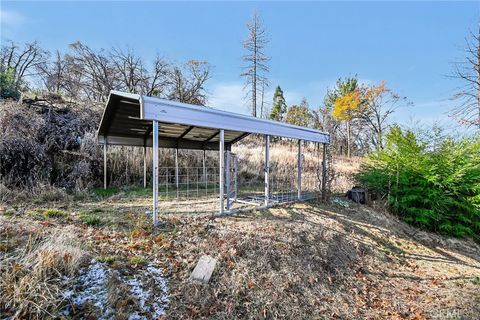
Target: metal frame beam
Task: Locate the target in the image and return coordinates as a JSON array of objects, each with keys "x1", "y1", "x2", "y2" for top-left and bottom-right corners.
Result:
[
  {"x1": 205, "y1": 130, "x2": 220, "y2": 143},
  {"x1": 226, "y1": 150, "x2": 231, "y2": 210},
  {"x1": 103, "y1": 137, "x2": 107, "y2": 189},
  {"x1": 322, "y1": 143, "x2": 327, "y2": 200},
  {"x1": 219, "y1": 130, "x2": 225, "y2": 214},
  {"x1": 230, "y1": 132, "x2": 250, "y2": 145},
  {"x1": 143, "y1": 146, "x2": 147, "y2": 188},
  {"x1": 152, "y1": 120, "x2": 159, "y2": 226},
  {"x1": 297, "y1": 140, "x2": 302, "y2": 199},
  {"x1": 99, "y1": 135, "x2": 222, "y2": 150},
  {"x1": 179, "y1": 125, "x2": 194, "y2": 139},
  {"x1": 264, "y1": 135, "x2": 270, "y2": 206},
  {"x1": 175, "y1": 148, "x2": 179, "y2": 199}
]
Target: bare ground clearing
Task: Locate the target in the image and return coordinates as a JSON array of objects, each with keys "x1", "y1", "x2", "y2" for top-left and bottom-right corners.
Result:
[{"x1": 1, "y1": 194, "x2": 479, "y2": 319}]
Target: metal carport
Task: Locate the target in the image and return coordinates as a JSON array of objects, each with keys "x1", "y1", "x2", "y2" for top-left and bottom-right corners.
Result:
[{"x1": 97, "y1": 90, "x2": 330, "y2": 225}]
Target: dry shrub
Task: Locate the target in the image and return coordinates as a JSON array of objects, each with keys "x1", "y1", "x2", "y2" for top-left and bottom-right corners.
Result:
[
  {"x1": 0, "y1": 183, "x2": 69, "y2": 205},
  {"x1": 0, "y1": 228, "x2": 87, "y2": 319}
]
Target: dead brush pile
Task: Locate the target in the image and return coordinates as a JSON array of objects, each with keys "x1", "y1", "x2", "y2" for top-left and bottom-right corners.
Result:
[
  {"x1": 163, "y1": 206, "x2": 371, "y2": 319},
  {"x1": 0, "y1": 222, "x2": 87, "y2": 319}
]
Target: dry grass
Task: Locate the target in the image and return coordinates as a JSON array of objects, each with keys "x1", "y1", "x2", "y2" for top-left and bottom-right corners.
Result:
[
  {"x1": 0, "y1": 222, "x2": 86, "y2": 319},
  {"x1": 233, "y1": 137, "x2": 360, "y2": 193},
  {"x1": 1, "y1": 191, "x2": 478, "y2": 319},
  {"x1": 162, "y1": 202, "x2": 480, "y2": 319}
]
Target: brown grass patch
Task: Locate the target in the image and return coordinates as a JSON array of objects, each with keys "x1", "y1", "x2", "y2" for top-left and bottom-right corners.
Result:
[{"x1": 0, "y1": 226, "x2": 86, "y2": 319}]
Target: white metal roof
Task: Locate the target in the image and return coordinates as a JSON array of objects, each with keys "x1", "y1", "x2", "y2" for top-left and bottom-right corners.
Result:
[{"x1": 97, "y1": 90, "x2": 330, "y2": 149}]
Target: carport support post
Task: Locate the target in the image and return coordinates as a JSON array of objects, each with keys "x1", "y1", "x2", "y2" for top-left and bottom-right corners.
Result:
[
  {"x1": 264, "y1": 135, "x2": 270, "y2": 206},
  {"x1": 321, "y1": 143, "x2": 327, "y2": 200},
  {"x1": 226, "y1": 149, "x2": 231, "y2": 210},
  {"x1": 143, "y1": 146, "x2": 147, "y2": 188},
  {"x1": 152, "y1": 120, "x2": 159, "y2": 226},
  {"x1": 219, "y1": 130, "x2": 225, "y2": 214},
  {"x1": 297, "y1": 140, "x2": 302, "y2": 200},
  {"x1": 175, "y1": 148, "x2": 179, "y2": 199},
  {"x1": 203, "y1": 150, "x2": 207, "y2": 194},
  {"x1": 103, "y1": 138, "x2": 107, "y2": 190},
  {"x1": 234, "y1": 156, "x2": 238, "y2": 202}
]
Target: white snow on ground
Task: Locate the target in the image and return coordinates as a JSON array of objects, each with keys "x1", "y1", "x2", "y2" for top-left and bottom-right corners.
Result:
[
  {"x1": 63, "y1": 260, "x2": 114, "y2": 318},
  {"x1": 63, "y1": 260, "x2": 169, "y2": 319}
]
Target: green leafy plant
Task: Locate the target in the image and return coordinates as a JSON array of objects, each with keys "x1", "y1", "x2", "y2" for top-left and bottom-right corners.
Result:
[
  {"x1": 0, "y1": 67, "x2": 20, "y2": 100},
  {"x1": 96, "y1": 255, "x2": 118, "y2": 264},
  {"x1": 42, "y1": 209, "x2": 68, "y2": 219},
  {"x1": 357, "y1": 126, "x2": 480, "y2": 239},
  {"x1": 3, "y1": 209, "x2": 15, "y2": 217},
  {"x1": 129, "y1": 255, "x2": 147, "y2": 266},
  {"x1": 79, "y1": 212, "x2": 101, "y2": 226}
]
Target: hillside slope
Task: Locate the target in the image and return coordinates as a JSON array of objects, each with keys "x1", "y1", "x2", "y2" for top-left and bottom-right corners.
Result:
[{"x1": 1, "y1": 196, "x2": 479, "y2": 319}]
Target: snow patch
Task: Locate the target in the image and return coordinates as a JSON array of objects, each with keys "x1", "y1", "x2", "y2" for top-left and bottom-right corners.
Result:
[{"x1": 63, "y1": 260, "x2": 168, "y2": 319}]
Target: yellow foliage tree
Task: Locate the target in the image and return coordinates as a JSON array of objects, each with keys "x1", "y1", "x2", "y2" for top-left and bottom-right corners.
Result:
[
  {"x1": 332, "y1": 89, "x2": 363, "y2": 157},
  {"x1": 332, "y1": 90, "x2": 362, "y2": 121}
]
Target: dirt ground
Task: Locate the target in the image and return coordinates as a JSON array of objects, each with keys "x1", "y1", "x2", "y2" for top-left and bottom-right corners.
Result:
[{"x1": 1, "y1": 194, "x2": 479, "y2": 319}]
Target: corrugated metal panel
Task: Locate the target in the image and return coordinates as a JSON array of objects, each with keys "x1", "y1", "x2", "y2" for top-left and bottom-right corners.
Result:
[{"x1": 97, "y1": 90, "x2": 330, "y2": 149}]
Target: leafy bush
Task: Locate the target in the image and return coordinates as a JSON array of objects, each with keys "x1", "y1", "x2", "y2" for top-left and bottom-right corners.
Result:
[
  {"x1": 0, "y1": 68, "x2": 20, "y2": 100},
  {"x1": 357, "y1": 126, "x2": 480, "y2": 239}
]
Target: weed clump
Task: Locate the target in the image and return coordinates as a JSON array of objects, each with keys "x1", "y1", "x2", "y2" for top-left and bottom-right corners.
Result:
[
  {"x1": 129, "y1": 256, "x2": 147, "y2": 266},
  {"x1": 96, "y1": 255, "x2": 118, "y2": 265},
  {"x1": 42, "y1": 209, "x2": 68, "y2": 219},
  {"x1": 3, "y1": 209, "x2": 15, "y2": 217},
  {"x1": 79, "y1": 211, "x2": 101, "y2": 226}
]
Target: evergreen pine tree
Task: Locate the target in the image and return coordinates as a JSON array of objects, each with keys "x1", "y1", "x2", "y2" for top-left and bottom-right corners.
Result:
[{"x1": 270, "y1": 85, "x2": 287, "y2": 121}]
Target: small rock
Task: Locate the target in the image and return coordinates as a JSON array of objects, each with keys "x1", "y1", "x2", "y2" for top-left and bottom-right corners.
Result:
[{"x1": 190, "y1": 255, "x2": 217, "y2": 284}]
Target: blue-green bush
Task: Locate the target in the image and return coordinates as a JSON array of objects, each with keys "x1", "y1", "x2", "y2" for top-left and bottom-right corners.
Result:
[{"x1": 357, "y1": 126, "x2": 480, "y2": 239}]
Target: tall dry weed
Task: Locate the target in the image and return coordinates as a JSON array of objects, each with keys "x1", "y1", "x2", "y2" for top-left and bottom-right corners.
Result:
[{"x1": 0, "y1": 228, "x2": 86, "y2": 319}]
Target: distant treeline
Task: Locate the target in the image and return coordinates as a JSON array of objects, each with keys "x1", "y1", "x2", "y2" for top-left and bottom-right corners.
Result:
[{"x1": 0, "y1": 40, "x2": 212, "y2": 105}]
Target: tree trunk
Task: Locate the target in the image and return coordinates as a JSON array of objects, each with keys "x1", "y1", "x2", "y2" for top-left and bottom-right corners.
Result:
[
  {"x1": 346, "y1": 121, "x2": 351, "y2": 157},
  {"x1": 377, "y1": 127, "x2": 383, "y2": 150},
  {"x1": 260, "y1": 81, "x2": 265, "y2": 118}
]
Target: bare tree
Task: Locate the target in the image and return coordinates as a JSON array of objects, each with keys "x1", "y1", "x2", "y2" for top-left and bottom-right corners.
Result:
[
  {"x1": 358, "y1": 83, "x2": 405, "y2": 150},
  {"x1": 110, "y1": 47, "x2": 147, "y2": 94},
  {"x1": 39, "y1": 50, "x2": 68, "y2": 94},
  {"x1": 1, "y1": 40, "x2": 212, "y2": 104},
  {"x1": 0, "y1": 40, "x2": 49, "y2": 90},
  {"x1": 61, "y1": 54, "x2": 84, "y2": 99},
  {"x1": 450, "y1": 23, "x2": 480, "y2": 129},
  {"x1": 68, "y1": 41, "x2": 118, "y2": 102},
  {"x1": 168, "y1": 60, "x2": 212, "y2": 105},
  {"x1": 241, "y1": 11, "x2": 269, "y2": 117},
  {"x1": 146, "y1": 55, "x2": 170, "y2": 97}
]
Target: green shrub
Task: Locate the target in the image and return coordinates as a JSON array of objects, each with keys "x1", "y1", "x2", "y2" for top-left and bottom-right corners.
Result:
[
  {"x1": 96, "y1": 255, "x2": 118, "y2": 264},
  {"x1": 128, "y1": 255, "x2": 147, "y2": 266},
  {"x1": 79, "y1": 212, "x2": 101, "y2": 226},
  {"x1": 357, "y1": 126, "x2": 480, "y2": 239},
  {"x1": 42, "y1": 209, "x2": 68, "y2": 219},
  {"x1": 0, "y1": 68, "x2": 20, "y2": 100},
  {"x1": 93, "y1": 187, "x2": 120, "y2": 198}
]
